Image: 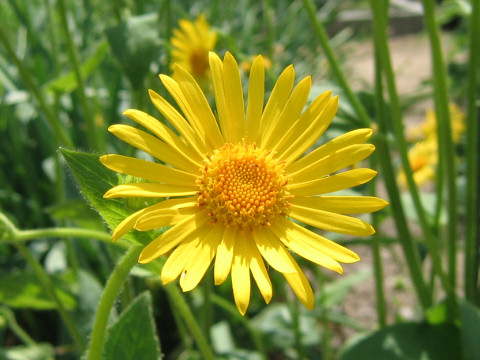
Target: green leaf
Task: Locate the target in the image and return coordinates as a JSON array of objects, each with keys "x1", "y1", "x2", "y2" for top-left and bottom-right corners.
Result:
[
  {"x1": 60, "y1": 148, "x2": 151, "y2": 245},
  {"x1": 459, "y1": 301, "x2": 480, "y2": 360},
  {"x1": 43, "y1": 42, "x2": 108, "y2": 94},
  {"x1": 339, "y1": 322, "x2": 461, "y2": 360},
  {"x1": 103, "y1": 292, "x2": 161, "y2": 360},
  {"x1": 0, "y1": 271, "x2": 76, "y2": 310},
  {"x1": 105, "y1": 13, "x2": 161, "y2": 89},
  {"x1": 0, "y1": 343, "x2": 54, "y2": 360}
]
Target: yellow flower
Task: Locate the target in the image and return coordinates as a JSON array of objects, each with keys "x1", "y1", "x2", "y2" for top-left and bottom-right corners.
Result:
[
  {"x1": 171, "y1": 15, "x2": 217, "y2": 81},
  {"x1": 407, "y1": 104, "x2": 466, "y2": 144},
  {"x1": 101, "y1": 52, "x2": 388, "y2": 315},
  {"x1": 397, "y1": 138, "x2": 438, "y2": 188}
]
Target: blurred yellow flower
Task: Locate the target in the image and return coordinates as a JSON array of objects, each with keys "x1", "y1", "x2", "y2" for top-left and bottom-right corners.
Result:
[
  {"x1": 240, "y1": 55, "x2": 272, "y2": 73},
  {"x1": 101, "y1": 52, "x2": 387, "y2": 315},
  {"x1": 171, "y1": 15, "x2": 217, "y2": 81},
  {"x1": 397, "y1": 138, "x2": 438, "y2": 188},
  {"x1": 408, "y1": 104, "x2": 466, "y2": 143}
]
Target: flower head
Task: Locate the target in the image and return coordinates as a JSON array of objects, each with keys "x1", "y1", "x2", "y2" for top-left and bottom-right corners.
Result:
[
  {"x1": 171, "y1": 15, "x2": 217, "y2": 81},
  {"x1": 101, "y1": 52, "x2": 387, "y2": 314},
  {"x1": 397, "y1": 138, "x2": 438, "y2": 188}
]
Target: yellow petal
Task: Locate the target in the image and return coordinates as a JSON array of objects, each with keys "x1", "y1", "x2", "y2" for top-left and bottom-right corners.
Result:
[
  {"x1": 262, "y1": 76, "x2": 312, "y2": 150},
  {"x1": 180, "y1": 224, "x2": 224, "y2": 292},
  {"x1": 100, "y1": 155, "x2": 196, "y2": 187},
  {"x1": 138, "y1": 209, "x2": 209, "y2": 263},
  {"x1": 282, "y1": 253, "x2": 314, "y2": 310},
  {"x1": 209, "y1": 52, "x2": 230, "y2": 141},
  {"x1": 111, "y1": 197, "x2": 196, "y2": 241},
  {"x1": 134, "y1": 206, "x2": 198, "y2": 231},
  {"x1": 214, "y1": 226, "x2": 236, "y2": 285},
  {"x1": 245, "y1": 55, "x2": 265, "y2": 142},
  {"x1": 286, "y1": 128, "x2": 373, "y2": 173},
  {"x1": 291, "y1": 196, "x2": 389, "y2": 214},
  {"x1": 172, "y1": 66, "x2": 224, "y2": 148},
  {"x1": 222, "y1": 52, "x2": 245, "y2": 143},
  {"x1": 258, "y1": 65, "x2": 295, "y2": 142},
  {"x1": 274, "y1": 217, "x2": 360, "y2": 264},
  {"x1": 108, "y1": 124, "x2": 198, "y2": 173},
  {"x1": 161, "y1": 236, "x2": 200, "y2": 284},
  {"x1": 247, "y1": 233, "x2": 272, "y2": 304},
  {"x1": 103, "y1": 183, "x2": 196, "y2": 199},
  {"x1": 231, "y1": 232, "x2": 251, "y2": 315},
  {"x1": 289, "y1": 144, "x2": 375, "y2": 184},
  {"x1": 288, "y1": 168, "x2": 377, "y2": 196},
  {"x1": 279, "y1": 96, "x2": 338, "y2": 164},
  {"x1": 251, "y1": 227, "x2": 296, "y2": 273},
  {"x1": 271, "y1": 220, "x2": 344, "y2": 273},
  {"x1": 289, "y1": 204, "x2": 375, "y2": 236},
  {"x1": 275, "y1": 91, "x2": 331, "y2": 156},
  {"x1": 123, "y1": 108, "x2": 203, "y2": 164},
  {"x1": 148, "y1": 89, "x2": 208, "y2": 155}
]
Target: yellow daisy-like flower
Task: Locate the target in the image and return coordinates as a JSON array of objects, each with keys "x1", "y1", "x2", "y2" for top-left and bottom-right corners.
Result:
[
  {"x1": 407, "y1": 104, "x2": 466, "y2": 144},
  {"x1": 171, "y1": 15, "x2": 217, "y2": 80},
  {"x1": 101, "y1": 52, "x2": 388, "y2": 315},
  {"x1": 397, "y1": 138, "x2": 438, "y2": 188}
]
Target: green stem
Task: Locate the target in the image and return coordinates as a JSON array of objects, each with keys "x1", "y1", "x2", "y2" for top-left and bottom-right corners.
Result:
[
  {"x1": 317, "y1": 270, "x2": 332, "y2": 360},
  {"x1": 290, "y1": 296, "x2": 306, "y2": 360},
  {"x1": 261, "y1": 0, "x2": 275, "y2": 62},
  {"x1": 371, "y1": 0, "x2": 453, "y2": 309},
  {"x1": 421, "y1": 0, "x2": 458, "y2": 308},
  {"x1": 0, "y1": 306, "x2": 36, "y2": 346},
  {"x1": 86, "y1": 245, "x2": 143, "y2": 360},
  {"x1": 0, "y1": 25, "x2": 72, "y2": 147},
  {"x1": 301, "y1": 0, "x2": 371, "y2": 128},
  {"x1": 57, "y1": 0, "x2": 100, "y2": 151},
  {"x1": 211, "y1": 294, "x2": 268, "y2": 360},
  {"x1": 14, "y1": 243, "x2": 86, "y2": 351},
  {"x1": 15, "y1": 227, "x2": 112, "y2": 243},
  {"x1": 464, "y1": 0, "x2": 480, "y2": 303},
  {"x1": 163, "y1": 284, "x2": 215, "y2": 360}
]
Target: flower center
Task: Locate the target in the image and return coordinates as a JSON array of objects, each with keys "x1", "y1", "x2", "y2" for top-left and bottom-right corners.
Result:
[
  {"x1": 196, "y1": 143, "x2": 291, "y2": 230},
  {"x1": 189, "y1": 48, "x2": 209, "y2": 77}
]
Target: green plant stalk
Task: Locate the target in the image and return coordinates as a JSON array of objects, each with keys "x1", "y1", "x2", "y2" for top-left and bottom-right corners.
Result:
[
  {"x1": 13, "y1": 227, "x2": 112, "y2": 243},
  {"x1": 421, "y1": 0, "x2": 458, "y2": 300},
  {"x1": 316, "y1": 270, "x2": 332, "y2": 360},
  {"x1": 370, "y1": 0, "x2": 452, "y2": 308},
  {"x1": 14, "y1": 242, "x2": 86, "y2": 351},
  {"x1": 464, "y1": 0, "x2": 480, "y2": 303},
  {"x1": 301, "y1": 0, "x2": 371, "y2": 128},
  {"x1": 289, "y1": 296, "x2": 306, "y2": 360},
  {"x1": 0, "y1": 26, "x2": 72, "y2": 147},
  {"x1": 301, "y1": 0, "x2": 430, "y2": 309},
  {"x1": 163, "y1": 283, "x2": 215, "y2": 360},
  {"x1": 211, "y1": 294, "x2": 268, "y2": 360},
  {"x1": 57, "y1": 0, "x2": 100, "y2": 151},
  {"x1": 261, "y1": 0, "x2": 275, "y2": 63},
  {"x1": 0, "y1": 306, "x2": 36, "y2": 346},
  {"x1": 370, "y1": 157, "x2": 387, "y2": 327},
  {"x1": 161, "y1": 0, "x2": 172, "y2": 70},
  {"x1": 86, "y1": 245, "x2": 143, "y2": 360}
]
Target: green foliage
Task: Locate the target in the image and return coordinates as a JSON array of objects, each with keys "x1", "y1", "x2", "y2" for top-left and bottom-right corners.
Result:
[
  {"x1": 103, "y1": 292, "x2": 161, "y2": 360},
  {"x1": 60, "y1": 148, "x2": 151, "y2": 245},
  {"x1": 0, "y1": 344, "x2": 54, "y2": 360},
  {"x1": 0, "y1": 271, "x2": 76, "y2": 310},
  {"x1": 105, "y1": 14, "x2": 162, "y2": 89},
  {"x1": 340, "y1": 322, "x2": 461, "y2": 360}
]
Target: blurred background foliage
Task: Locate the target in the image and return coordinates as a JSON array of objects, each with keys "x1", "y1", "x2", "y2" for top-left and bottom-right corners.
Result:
[{"x1": 0, "y1": 0, "x2": 479, "y2": 359}]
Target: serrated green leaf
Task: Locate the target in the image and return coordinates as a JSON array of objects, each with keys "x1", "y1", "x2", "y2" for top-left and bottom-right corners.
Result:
[
  {"x1": 60, "y1": 148, "x2": 151, "y2": 245},
  {"x1": 43, "y1": 42, "x2": 108, "y2": 94},
  {"x1": 339, "y1": 322, "x2": 461, "y2": 360},
  {"x1": 0, "y1": 271, "x2": 76, "y2": 310},
  {"x1": 0, "y1": 343, "x2": 55, "y2": 360},
  {"x1": 103, "y1": 292, "x2": 160, "y2": 360},
  {"x1": 105, "y1": 13, "x2": 161, "y2": 89}
]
